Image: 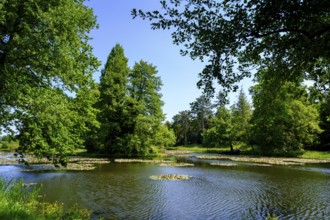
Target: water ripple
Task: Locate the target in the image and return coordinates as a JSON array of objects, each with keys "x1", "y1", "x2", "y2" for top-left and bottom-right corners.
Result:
[{"x1": 0, "y1": 161, "x2": 329, "y2": 219}]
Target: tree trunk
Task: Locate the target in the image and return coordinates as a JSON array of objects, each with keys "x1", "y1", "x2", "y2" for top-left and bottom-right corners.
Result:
[{"x1": 184, "y1": 132, "x2": 188, "y2": 146}]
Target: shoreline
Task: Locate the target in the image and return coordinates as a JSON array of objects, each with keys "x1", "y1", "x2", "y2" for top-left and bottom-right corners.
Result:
[
  {"x1": 0, "y1": 151, "x2": 110, "y2": 170},
  {"x1": 1, "y1": 150, "x2": 329, "y2": 168}
]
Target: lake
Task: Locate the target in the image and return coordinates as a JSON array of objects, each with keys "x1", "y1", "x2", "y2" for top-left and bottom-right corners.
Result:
[{"x1": 0, "y1": 155, "x2": 329, "y2": 219}]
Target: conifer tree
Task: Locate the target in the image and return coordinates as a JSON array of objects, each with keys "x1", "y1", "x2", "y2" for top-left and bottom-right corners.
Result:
[
  {"x1": 129, "y1": 61, "x2": 164, "y2": 120},
  {"x1": 230, "y1": 88, "x2": 252, "y2": 144},
  {"x1": 98, "y1": 44, "x2": 133, "y2": 154},
  {"x1": 128, "y1": 61, "x2": 170, "y2": 154},
  {"x1": 203, "y1": 106, "x2": 233, "y2": 148}
]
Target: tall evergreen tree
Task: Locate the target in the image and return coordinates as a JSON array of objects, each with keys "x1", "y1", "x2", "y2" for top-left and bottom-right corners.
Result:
[
  {"x1": 129, "y1": 61, "x2": 164, "y2": 119},
  {"x1": 172, "y1": 111, "x2": 192, "y2": 146},
  {"x1": 98, "y1": 44, "x2": 134, "y2": 154},
  {"x1": 230, "y1": 88, "x2": 252, "y2": 144},
  {"x1": 190, "y1": 95, "x2": 214, "y2": 143},
  {"x1": 98, "y1": 55, "x2": 173, "y2": 156},
  {"x1": 203, "y1": 106, "x2": 233, "y2": 148},
  {"x1": 127, "y1": 61, "x2": 169, "y2": 154}
]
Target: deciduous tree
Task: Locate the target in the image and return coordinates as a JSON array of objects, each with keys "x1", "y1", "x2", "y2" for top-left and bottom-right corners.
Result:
[
  {"x1": 133, "y1": 0, "x2": 330, "y2": 97},
  {"x1": 0, "y1": 0, "x2": 100, "y2": 163},
  {"x1": 251, "y1": 69, "x2": 322, "y2": 154}
]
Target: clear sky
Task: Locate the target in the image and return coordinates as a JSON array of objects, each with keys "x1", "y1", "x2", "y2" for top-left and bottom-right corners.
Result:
[{"x1": 85, "y1": 0, "x2": 253, "y2": 121}]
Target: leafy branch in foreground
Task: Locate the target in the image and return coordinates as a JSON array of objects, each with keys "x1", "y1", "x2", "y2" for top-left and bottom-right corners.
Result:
[{"x1": 133, "y1": 0, "x2": 330, "y2": 98}]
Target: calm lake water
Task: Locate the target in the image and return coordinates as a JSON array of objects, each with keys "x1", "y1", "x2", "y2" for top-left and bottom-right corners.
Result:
[{"x1": 0, "y1": 156, "x2": 329, "y2": 220}]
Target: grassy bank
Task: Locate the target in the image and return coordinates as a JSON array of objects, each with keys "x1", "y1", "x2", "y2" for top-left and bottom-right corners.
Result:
[
  {"x1": 299, "y1": 150, "x2": 330, "y2": 159},
  {"x1": 167, "y1": 144, "x2": 231, "y2": 154},
  {"x1": 0, "y1": 140, "x2": 19, "y2": 151},
  {"x1": 169, "y1": 145, "x2": 330, "y2": 160},
  {"x1": 0, "y1": 179, "x2": 91, "y2": 220},
  {"x1": 2, "y1": 140, "x2": 329, "y2": 161}
]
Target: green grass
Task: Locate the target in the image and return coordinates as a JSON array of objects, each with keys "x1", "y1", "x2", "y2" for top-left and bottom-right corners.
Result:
[
  {"x1": 0, "y1": 140, "x2": 20, "y2": 151},
  {"x1": 300, "y1": 150, "x2": 330, "y2": 159},
  {"x1": 0, "y1": 179, "x2": 91, "y2": 220},
  {"x1": 168, "y1": 144, "x2": 330, "y2": 160},
  {"x1": 266, "y1": 214, "x2": 279, "y2": 220},
  {"x1": 173, "y1": 144, "x2": 231, "y2": 154},
  {"x1": 172, "y1": 143, "x2": 256, "y2": 153}
]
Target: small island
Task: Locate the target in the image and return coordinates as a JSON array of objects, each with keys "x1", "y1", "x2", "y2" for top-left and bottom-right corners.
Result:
[{"x1": 149, "y1": 174, "x2": 191, "y2": 180}]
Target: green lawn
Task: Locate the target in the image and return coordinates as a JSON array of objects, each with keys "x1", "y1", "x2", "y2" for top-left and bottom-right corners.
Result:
[
  {"x1": 300, "y1": 151, "x2": 330, "y2": 159},
  {"x1": 170, "y1": 145, "x2": 330, "y2": 160},
  {"x1": 0, "y1": 140, "x2": 19, "y2": 151},
  {"x1": 173, "y1": 144, "x2": 231, "y2": 154}
]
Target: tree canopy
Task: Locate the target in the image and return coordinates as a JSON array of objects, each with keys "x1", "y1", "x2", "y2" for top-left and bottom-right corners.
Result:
[
  {"x1": 250, "y1": 69, "x2": 322, "y2": 154},
  {"x1": 97, "y1": 44, "x2": 134, "y2": 154},
  {"x1": 203, "y1": 106, "x2": 232, "y2": 148},
  {"x1": 133, "y1": 0, "x2": 330, "y2": 96},
  {"x1": 230, "y1": 87, "x2": 252, "y2": 144},
  {"x1": 129, "y1": 60, "x2": 164, "y2": 120},
  {"x1": 96, "y1": 45, "x2": 174, "y2": 156},
  {"x1": 127, "y1": 61, "x2": 168, "y2": 155},
  {"x1": 0, "y1": 0, "x2": 100, "y2": 163}
]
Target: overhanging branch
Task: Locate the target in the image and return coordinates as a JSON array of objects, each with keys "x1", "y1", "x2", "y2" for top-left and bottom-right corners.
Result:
[{"x1": 251, "y1": 25, "x2": 330, "y2": 40}]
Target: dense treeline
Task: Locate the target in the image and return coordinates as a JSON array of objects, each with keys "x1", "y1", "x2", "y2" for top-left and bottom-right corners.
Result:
[
  {"x1": 0, "y1": 0, "x2": 329, "y2": 162},
  {"x1": 168, "y1": 79, "x2": 329, "y2": 155},
  {"x1": 1, "y1": 43, "x2": 176, "y2": 158}
]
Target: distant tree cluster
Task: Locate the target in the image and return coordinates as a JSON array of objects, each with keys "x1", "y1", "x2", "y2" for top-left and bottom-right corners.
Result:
[
  {"x1": 168, "y1": 88, "x2": 252, "y2": 147},
  {"x1": 167, "y1": 82, "x2": 326, "y2": 155},
  {"x1": 87, "y1": 44, "x2": 175, "y2": 156}
]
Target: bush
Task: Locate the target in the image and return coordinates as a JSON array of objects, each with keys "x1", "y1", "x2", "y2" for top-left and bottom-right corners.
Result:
[
  {"x1": 0, "y1": 179, "x2": 91, "y2": 220},
  {"x1": 0, "y1": 142, "x2": 9, "y2": 149}
]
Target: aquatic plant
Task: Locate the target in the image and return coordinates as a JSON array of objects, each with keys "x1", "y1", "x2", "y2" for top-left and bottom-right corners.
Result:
[
  {"x1": 115, "y1": 159, "x2": 170, "y2": 163},
  {"x1": 159, "y1": 163, "x2": 194, "y2": 167},
  {"x1": 266, "y1": 213, "x2": 279, "y2": 220},
  {"x1": 210, "y1": 162, "x2": 237, "y2": 166},
  {"x1": 196, "y1": 155, "x2": 329, "y2": 165},
  {"x1": 149, "y1": 174, "x2": 191, "y2": 180}
]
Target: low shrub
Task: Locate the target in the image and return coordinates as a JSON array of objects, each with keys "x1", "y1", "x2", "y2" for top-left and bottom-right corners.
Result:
[{"x1": 0, "y1": 179, "x2": 91, "y2": 220}]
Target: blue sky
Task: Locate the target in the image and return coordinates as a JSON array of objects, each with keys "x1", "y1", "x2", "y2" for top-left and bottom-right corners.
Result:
[{"x1": 85, "y1": 0, "x2": 253, "y2": 121}]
